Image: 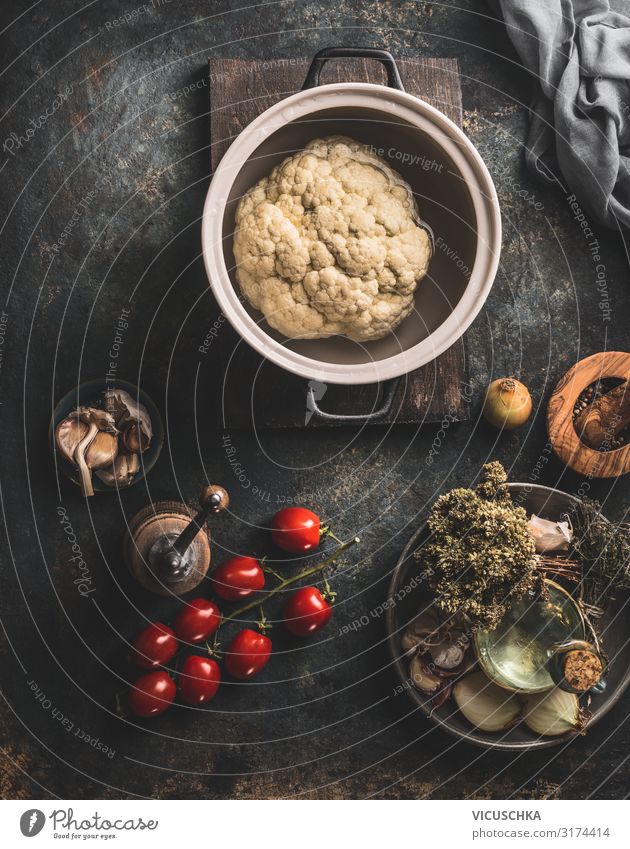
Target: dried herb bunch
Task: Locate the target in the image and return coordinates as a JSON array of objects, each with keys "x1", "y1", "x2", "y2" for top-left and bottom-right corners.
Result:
[
  {"x1": 416, "y1": 462, "x2": 542, "y2": 628},
  {"x1": 571, "y1": 498, "x2": 630, "y2": 606}
]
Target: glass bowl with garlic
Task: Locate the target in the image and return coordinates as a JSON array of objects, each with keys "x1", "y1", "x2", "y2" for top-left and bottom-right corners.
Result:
[{"x1": 51, "y1": 379, "x2": 163, "y2": 496}]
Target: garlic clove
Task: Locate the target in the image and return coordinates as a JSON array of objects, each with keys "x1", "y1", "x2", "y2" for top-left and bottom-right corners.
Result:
[
  {"x1": 528, "y1": 514, "x2": 573, "y2": 553},
  {"x1": 431, "y1": 641, "x2": 465, "y2": 671},
  {"x1": 453, "y1": 671, "x2": 521, "y2": 732},
  {"x1": 85, "y1": 429, "x2": 118, "y2": 471},
  {"x1": 407, "y1": 607, "x2": 441, "y2": 637},
  {"x1": 409, "y1": 654, "x2": 442, "y2": 695},
  {"x1": 522, "y1": 687, "x2": 587, "y2": 737},
  {"x1": 122, "y1": 422, "x2": 150, "y2": 454},
  {"x1": 96, "y1": 452, "x2": 140, "y2": 488},
  {"x1": 104, "y1": 389, "x2": 152, "y2": 442},
  {"x1": 55, "y1": 415, "x2": 89, "y2": 464},
  {"x1": 401, "y1": 632, "x2": 422, "y2": 654}
]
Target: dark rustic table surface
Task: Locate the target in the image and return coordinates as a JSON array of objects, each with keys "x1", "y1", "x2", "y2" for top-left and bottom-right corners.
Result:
[{"x1": 2, "y1": 0, "x2": 630, "y2": 800}]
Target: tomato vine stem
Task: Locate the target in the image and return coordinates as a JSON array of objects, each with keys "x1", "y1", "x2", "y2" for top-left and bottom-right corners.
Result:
[{"x1": 221, "y1": 536, "x2": 361, "y2": 624}]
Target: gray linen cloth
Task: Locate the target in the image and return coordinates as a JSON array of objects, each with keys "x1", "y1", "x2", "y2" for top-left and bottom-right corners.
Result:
[{"x1": 496, "y1": 0, "x2": 630, "y2": 229}]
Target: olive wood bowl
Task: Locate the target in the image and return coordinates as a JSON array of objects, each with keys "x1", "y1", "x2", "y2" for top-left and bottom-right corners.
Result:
[
  {"x1": 385, "y1": 483, "x2": 630, "y2": 750},
  {"x1": 547, "y1": 351, "x2": 630, "y2": 479}
]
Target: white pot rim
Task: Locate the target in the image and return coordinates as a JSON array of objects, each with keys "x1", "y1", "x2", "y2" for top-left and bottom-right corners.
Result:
[{"x1": 202, "y1": 82, "x2": 501, "y2": 385}]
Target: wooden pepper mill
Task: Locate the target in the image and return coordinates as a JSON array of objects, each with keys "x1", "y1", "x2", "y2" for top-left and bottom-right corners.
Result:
[{"x1": 123, "y1": 484, "x2": 229, "y2": 596}]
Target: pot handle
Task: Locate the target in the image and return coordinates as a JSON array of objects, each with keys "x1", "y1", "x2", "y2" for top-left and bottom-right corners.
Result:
[
  {"x1": 302, "y1": 47, "x2": 405, "y2": 92},
  {"x1": 306, "y1": 377, "x2": 401, "y2": 425}
]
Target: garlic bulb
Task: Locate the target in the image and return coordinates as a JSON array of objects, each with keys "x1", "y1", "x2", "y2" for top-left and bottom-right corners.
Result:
[
  {"x1": 528, "y1": 514, "x2": 573, "y2": 553},
  {"x1": 453, "y1": 671, "x2": 520, "y2": 732},
  {"x1": 72, "y1": 407, "x2": 118, "y2": 497},
  {"x1": 522, "y1": 688, "x2": 587, "y2": 736}
]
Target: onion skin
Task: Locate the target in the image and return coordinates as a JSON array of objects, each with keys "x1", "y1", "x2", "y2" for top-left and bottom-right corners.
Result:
[
  {"x1": 483, "y1": 378, "x2": 532, "y2": 430},
  {"x1": 453, "y1": 671, "x2": 521, "y2": 732},
  {"x1": 522, "y1": 688, "x2": 588, "y2": 737}
]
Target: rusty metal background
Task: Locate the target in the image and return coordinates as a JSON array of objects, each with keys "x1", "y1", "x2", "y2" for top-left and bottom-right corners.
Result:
[{"x1": 1, "y1": 0, "x2": 630, "y2": 800}]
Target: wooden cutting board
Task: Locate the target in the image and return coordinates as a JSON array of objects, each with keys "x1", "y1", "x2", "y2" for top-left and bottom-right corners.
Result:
[{"x1": 207, "y1": 56, "x2": 468, "y2": 427}]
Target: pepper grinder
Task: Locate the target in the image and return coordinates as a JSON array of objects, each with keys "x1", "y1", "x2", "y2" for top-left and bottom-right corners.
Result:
[{"x1": 123, "y1": 484, "x2": 229, "y2": 596}]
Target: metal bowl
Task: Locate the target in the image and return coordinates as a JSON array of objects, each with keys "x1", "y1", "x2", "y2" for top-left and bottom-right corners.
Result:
[{"x1": 385, "y1": 483, "x2": 630, "y2": 750}]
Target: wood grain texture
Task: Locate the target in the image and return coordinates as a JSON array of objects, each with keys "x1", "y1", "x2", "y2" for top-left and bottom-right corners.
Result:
[
  {"x1": 123, "y1": 502, "x2": 211, "y2": 597},
  {"x1": 208, "y1": 56, "x2": 468, "y2": 428},
  {"x1": 547, "y1": 352, "x2": 630, "y2": 478},
  {"x1": 574, "y1": 380, "x2": 630, "y2": 448}
]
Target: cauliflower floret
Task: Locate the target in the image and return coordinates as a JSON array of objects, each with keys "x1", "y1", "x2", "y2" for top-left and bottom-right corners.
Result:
[{"x1": 233, "y1": 135, "x2": 432, "y2": 341}]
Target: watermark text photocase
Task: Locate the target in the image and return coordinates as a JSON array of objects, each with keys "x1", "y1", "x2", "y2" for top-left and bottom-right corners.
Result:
[
  {"x1": 2, "y1": 85, "x2": 74, "y2": 157},
  {"x1": 57, "y1": 505, "x2": 95, "y2": 597}
]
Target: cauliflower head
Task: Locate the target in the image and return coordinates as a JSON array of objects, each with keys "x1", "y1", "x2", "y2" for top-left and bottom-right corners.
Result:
[{"x1": 233, "y1": 135, "x2": 432, "y2": 341}]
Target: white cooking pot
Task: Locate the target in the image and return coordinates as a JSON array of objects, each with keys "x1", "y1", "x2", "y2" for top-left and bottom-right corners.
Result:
[{"x1": 202, "y1": 47, "x2": 501, "y2": 392}]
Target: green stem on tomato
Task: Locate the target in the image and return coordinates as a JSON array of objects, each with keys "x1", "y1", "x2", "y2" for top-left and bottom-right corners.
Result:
[{"x1": 222, "y1": 536, "x2": 360, "y2": 624}]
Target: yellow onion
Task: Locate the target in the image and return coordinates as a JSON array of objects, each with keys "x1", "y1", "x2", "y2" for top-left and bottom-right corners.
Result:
[
  {"x1": 453, "y1": 671, "x2": 520, "y2": 732},
  {"x1": 522, "y1": 687, "x2": 587, "y2": 737},
  {"x1": 483, "y1": 378, "x2": 532, "y2": 430}
]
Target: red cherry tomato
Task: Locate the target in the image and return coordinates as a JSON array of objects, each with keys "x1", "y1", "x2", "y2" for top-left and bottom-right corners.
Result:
[
  {"x1": 283, "y1": 586, "x2": 332, "y2": 636},
  {"x1": 271, "y1": 507, "x2": 321, "y2": 553},
  {"x1": 179, "y1": 655, "x2": 221, "y2": 705},
  {"x1": 130, "y1": 622, "x2": 178, "y2": 669},
  {"x1": 211, "y1": 556, "x2": 265, "y2": 601},
  {"x1": 173, "y1": 599, "x2": 221, "y2": 644},
  {"x1": 225, "y1": 629, "x2": 272, "y2": 680},
  {"x1": 128, "y1": 670, "x2": 176, "y2": 718}
]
